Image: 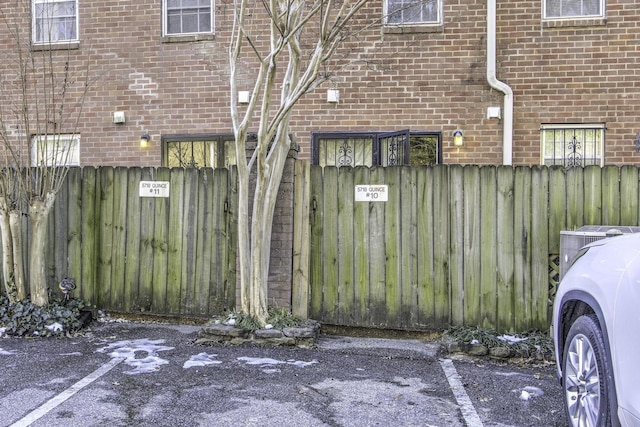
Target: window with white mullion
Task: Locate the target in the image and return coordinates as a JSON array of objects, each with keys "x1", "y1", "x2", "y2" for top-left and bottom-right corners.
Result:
[
  {"x1": 544, "y1": 0, "x2": 604, "y2": 19},
  {"x1": 33, "y1": 0, "x2": 78, "y2": 43},
  {"x1": 385, "y1": 0, "x2": 441, "y2": 25},
  {"x1": 165, "y1": 0, "x2": 213, "y2": 35}
]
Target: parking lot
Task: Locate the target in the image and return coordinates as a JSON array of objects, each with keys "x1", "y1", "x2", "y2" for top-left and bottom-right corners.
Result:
[{"x1": 0, "y1": 321, "x2": 566, "y2": 426}]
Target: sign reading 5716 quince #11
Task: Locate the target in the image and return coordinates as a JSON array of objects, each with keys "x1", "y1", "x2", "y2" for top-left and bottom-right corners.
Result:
[
  {"x1": 139, "y1": 181, "x2": 170, "y2": 198},
  {"x1": 355, "y1": 185, "x2": 388, "y2": 202}
]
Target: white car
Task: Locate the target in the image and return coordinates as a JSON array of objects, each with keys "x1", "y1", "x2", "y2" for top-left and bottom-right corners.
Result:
[{"x1": 553, "y1": 232, "x2": 640, "y2": 427}]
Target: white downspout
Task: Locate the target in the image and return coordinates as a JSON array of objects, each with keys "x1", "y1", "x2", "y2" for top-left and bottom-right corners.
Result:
[{"x1": 487, "y1": 0, "x2": 514, "y2": 165}]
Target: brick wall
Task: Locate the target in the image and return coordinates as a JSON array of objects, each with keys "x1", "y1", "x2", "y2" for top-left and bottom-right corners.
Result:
[{"x1": 1, "y1": 0, "x2": 638, "y2": 167}]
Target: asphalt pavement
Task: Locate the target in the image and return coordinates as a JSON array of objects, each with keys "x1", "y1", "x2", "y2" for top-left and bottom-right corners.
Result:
[{"x1": 0, "y1": 320, "x2": 566, "y2": 427}]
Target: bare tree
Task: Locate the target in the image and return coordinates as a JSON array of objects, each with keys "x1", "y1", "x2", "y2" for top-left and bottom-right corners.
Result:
[
  {"x1": 0, "y1": 3, "x2": 90, "y2": 305},
  {"x1": 229, "y1": 0, "x2": 371, "y2": 325}
]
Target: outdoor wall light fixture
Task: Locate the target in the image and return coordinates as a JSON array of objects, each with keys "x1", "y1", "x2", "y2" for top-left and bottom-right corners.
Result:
[
  {"x1": 452, "y1": 129, "x2": 464, "y2": 147},
  {"x1": 635, "y1": 133, "x2": 640, "y2": 152},
  {"x1": 139, "y1": 133, "x2": 151, "y2": 148}
]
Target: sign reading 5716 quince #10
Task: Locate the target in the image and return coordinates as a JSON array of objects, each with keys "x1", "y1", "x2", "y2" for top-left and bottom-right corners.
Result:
[
  {"x1": 139, "y1": 181, "x2": 170, "y2": 198},
  {"x1": 355, "y1": 185, "x2": 388, "y2": 202}
]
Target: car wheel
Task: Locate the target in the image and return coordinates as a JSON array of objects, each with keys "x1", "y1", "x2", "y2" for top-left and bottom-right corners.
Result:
[{"x1": 562, "y1": 314, "x2": 615, "y2": 427}]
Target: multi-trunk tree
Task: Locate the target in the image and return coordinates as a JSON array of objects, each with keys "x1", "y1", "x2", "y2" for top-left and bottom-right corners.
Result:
[
  {"x1": 229, "y1": 0, "x2": 371, "y2": 325},
  {"x1": 0, "y1": 4, "x2": 90, "y2": 306}
]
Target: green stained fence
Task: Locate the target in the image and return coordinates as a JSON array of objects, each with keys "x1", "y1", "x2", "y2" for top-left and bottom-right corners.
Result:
[
  {"x1": 303, "y1": 163, "x2": 640, "y2": 332},
  {"x1": 38, "y1": 166, "x2": 237, "y2": 317}
]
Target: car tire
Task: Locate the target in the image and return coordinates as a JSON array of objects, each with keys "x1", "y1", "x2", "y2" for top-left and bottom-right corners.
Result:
[{"x1": 562, "y1": 314, "x2": 617, "y2": 427}]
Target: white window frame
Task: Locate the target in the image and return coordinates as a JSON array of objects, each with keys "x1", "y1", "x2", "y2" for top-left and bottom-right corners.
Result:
[
  {"x1": 32, "y1": 0, "x2": 79, "y2": 44},
  {"x1": 543, "y1": 0, "x2": 605, "y2": 20},
  {"x1": 540, "y1": 124, "x2": 604, "y2": 167},
  {"x1": 163, "y1": 0, "x2": 215, "y2": 36},
  {"x1": 384, "y1": 0, "x2": 443, "y2": 26},
  {"x1": 31, "y1": 134, "x2": 80, "y2": 167}
]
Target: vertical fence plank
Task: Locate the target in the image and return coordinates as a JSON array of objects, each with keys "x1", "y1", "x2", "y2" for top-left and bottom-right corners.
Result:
[
  {"x1": 292, "y1": 161, "x2": 311, "y2": 319},
  {"x1": 80, "y1": 167, "x2": 98, "y2": 307},
  {"x1": 337, "y1": 167, "x2": 355, "y2": 325},
  {"x1": 221, "y1": 167, "x2": 235, "y2": 312},
  {"x1": 322, "y1": 167, "x2": 339, "y2": 323},
  {"x1": 449, "y1": 165, "x2": 465, "y2": 326},
  {"x1": 110, "y1": 167, "x2": 129, "y2": 311},
  {"x1": 166, "y1": 168, "x2": 185, "y2": 315},
  {"x1": 513, "y1": 167, "x2": 532, "y2": 332},
  {"x1": 309, "y1": 165, "x2": 324, "y2": 320},
  {"x1": 565, "y1": 167, "x2": 584, "y2": 229},
  {"x1": 531, "y1": 166, "x2": 550, "y2": 329},
  {"x1": 496, "y1": 166, "x2": 514, "y2": 331},
  {"x1": 195, "y1": 168, "x2": 213, "y2": 315},
  {"x1": 67, "y1": 167, "x2": 83, "y2": 292},
  {"x1": 479, "y1": 166, "x2": 498, "y2": 329},
  {"x1": 401, "y1": 166, "x2": 418, "y2": 327},
  {"x1": 602, "y1": 166, "x2": 621, "y2": 225},
  {"x1": 620, "y1": 166, "x2": 639, "y2": 225},
  {"x1": 353, "y1": 166, "x2": 371, "y2": 325},
  {"x1": 583, "y1": 166, "x2": 602, "y2": 225},
  {"x1": 548, "y1": 167, "x2": 567, "y2": 254},
  {"x1": 179, "y1": 168, "x2": 198, "y2": 315},
  {"x1": 416, "y1": 166, "x2": 435, "y2": 328},
  {"x1": 384, "y1": 167, "x2": 401, "y2": 327},
  {"x1": 138, "y1": 168, "x2": 156, "y2": 312},
  {"x1": 152, "y1": 168, "x2": 170, "y2": 313},
  {"x1": 433, "y1": 165, "x2": 450, "y2": 327},
  {"x1": 463, "y1": 165, "x2": 481, "y2": 327},
  {"x1": 124, "y1": 167, "x2": 142, "y2": 312},
  {"x1": 97, "y1": 167, "x2": 114, "y2": 309},
  {"x1": 369, "y1": 167, "x2": 387, "y2": 327}
]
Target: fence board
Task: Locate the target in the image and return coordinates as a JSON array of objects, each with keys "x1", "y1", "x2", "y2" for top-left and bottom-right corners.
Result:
[
  {"x1": 620, "y1": 166, "x2": 639, "y2": 225},
  {"x1": 602, "y1": 166, "x2": 621, "y2": 225},
  {"x1": 449, "y1": 165, "x2": 464, "y2": 326},
  {"x1": 337, "y1": 167, "x2": 355, "y2": 325},
  {"x1": 583, "y1": 166, "x2": 602, "y2": 225},
  {"x1": 432, "y1": 166, "x2": 450, "y2": 327},
  {"x1": 369, "y1": 167, "x2": 387, "y2": 327},
  {"x1": 416, "y1": 166, "x2": 435, "y2": 328},
  {"x1": 124, "y1": 168, "x2": 142, "y2": 312},
  {"x1": 463, "y1": 165, "x2": 481, "y2": 327},
  {"x1": 97, "y1": 167, "x2": 114, "y2": 308},
  {"x1": 531, "y1": 167, "x2": 549, "y2": 327},
  {"x1": 496, "y1": 166, "x2": 515, "y2": 331},
  {"x1": 353, "y1": 167, "x2": 371, "y2": 325},
  {"x1": 80, "y1": 167, "x2": 98, "y2": 305},
  {"x1": 513, "y1": 167, "x2": 532, "y2": 332},
  {"x1": 479, "y1": 166, "x2": 498, "y2": 329}
]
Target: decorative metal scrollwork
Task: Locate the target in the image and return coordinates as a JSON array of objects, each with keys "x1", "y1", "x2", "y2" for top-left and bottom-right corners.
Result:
[{"x1": 337, "y1": 139, "x2": 353, "y2": 167}]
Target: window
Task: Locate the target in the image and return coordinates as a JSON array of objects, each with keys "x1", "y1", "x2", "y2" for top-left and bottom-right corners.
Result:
[
  {"x1": 544, "y1": 0, "x2": 604, "y2": 19},
  {"x1": 164, "y1": 0, "x2": 213, "y2": 35},
  {"x1": 385, "y1": 0, "x2": 442, "y2": 25},
  {"x1": 541, "y1": 124, "x2": 604, "y2": 167},
  {"x1": 31, "y1": 134, "x2": 80, "y2": 166},
  {"x1": 162, "y1": 134, "x2": 237, "y2": 168},
  {"x1": 32, "y1": 0, "x2": 78, "y2": 44},
  {"x1": 312, "y1": 131, "x2": 441, "y2": 167}
]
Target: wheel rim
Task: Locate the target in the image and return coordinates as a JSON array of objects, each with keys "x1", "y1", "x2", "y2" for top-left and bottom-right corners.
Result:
[{"x1": 564, "y1": 333, "x2": 601, "y2": 427}]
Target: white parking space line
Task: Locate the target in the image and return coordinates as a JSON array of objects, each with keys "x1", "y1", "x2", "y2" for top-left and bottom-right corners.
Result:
[
  {"x1": 10, "y1": 357, "x2": 124, "y2": 427},
  {"x1": 439, "y1": 358, "x2": 484, "y2": 427}
]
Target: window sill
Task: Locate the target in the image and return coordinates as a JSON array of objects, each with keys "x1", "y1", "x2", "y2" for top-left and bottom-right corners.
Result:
[
  {"x1": 542, "y1": 17, "x2": 606, "y2": 29},
  {"x1": 31, "y1": 41, "x2": 80, "y2": 51},
  {"x1": 383, "y1": 24, "x2": 443, "y2": 34},
  {"x1": 161, "y1": 33, "x2": 215, "y2": 43}
]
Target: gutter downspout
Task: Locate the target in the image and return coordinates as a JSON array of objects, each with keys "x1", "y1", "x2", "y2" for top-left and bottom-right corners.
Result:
[{"x1": 487, "y1": 0, "x2": 514, "y2": 165}]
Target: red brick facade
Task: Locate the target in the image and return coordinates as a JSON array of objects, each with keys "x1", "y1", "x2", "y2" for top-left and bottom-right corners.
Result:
[{"x1": 1, "y1": 1, "x2": 639, "y2": 166}]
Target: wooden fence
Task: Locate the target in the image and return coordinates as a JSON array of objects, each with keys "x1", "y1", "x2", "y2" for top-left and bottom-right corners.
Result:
[
  {"x1": 297, "y1": 163, "x2": 640, "y2": 332},
  {"x1": 32, "y1": 167, "x2": 237, "y2": 317}
]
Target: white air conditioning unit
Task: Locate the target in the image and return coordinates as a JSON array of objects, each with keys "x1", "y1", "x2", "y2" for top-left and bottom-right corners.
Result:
[{"x1": 559, "y1": 225, "x2": 640, "y2": 280}]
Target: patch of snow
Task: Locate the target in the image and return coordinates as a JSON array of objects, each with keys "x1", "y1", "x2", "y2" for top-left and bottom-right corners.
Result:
[
  {"x1": 264, "y1": 324, "x2": 273, "y2": 329},
  {"x1": 498, "y1": 334, "x2": 528, "y2": 343},
  {"x1": 0, "y1": 347, "x2": 16, "y2": 355},
  {"x1": 96, "y1": 338, "x2": 175, "y2": 375},
  {"x1": 470, "y1": 339, "x2": 479, "y2": 345},
  {"x1": 514, "y1": 386, "x2": 544, "y2": 400},
  {"x1": 237, "y1": 356, "x2": 319, "y2": 373},
  {"x1": 0, "y1": 327, "x2": 6, "y2": 337},
  {"x1": 60, "y1": 352, "x2": 83, "y2": 356},
  {"x1": 183, "y1": 353, "x2": 223, "y2": 369}
]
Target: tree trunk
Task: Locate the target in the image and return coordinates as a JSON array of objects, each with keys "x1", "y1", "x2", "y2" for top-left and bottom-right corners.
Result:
[
  {"x1": 28, "y1": 193, "x2": 57, "y2": 306},
  {"x1": 9, "y1": 210, "x2": 27, "y2": 301},
  {"x1": 0, "y1": 208, "x2": 16, "y2": 302}
]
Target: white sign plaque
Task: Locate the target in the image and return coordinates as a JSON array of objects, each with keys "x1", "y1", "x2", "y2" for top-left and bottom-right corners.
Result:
[
  {"x1": 139, "y1": 181, "x2": 170, "y2": 198},
  {"x1": 355, "y1": 185, "x2": 388, "y2": 202}
]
